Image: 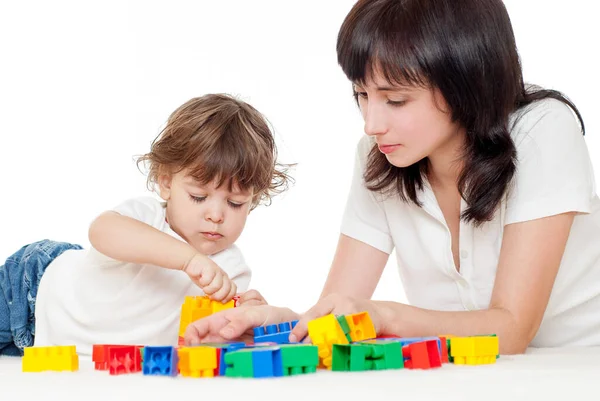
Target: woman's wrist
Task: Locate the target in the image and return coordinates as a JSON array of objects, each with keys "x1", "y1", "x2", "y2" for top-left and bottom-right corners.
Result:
[{"x1": 372, "y1": 300, "x2": 405, "y2": 337}]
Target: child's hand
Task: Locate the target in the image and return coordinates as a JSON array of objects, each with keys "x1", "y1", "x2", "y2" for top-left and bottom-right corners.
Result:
[
  {"x1": 184, "y1": 305, "x2": 299, "y2": 345},
  {"x1": 288, "y1": 294, "x2": 385, "y2": 343},
  {"x1": 184, "y1": 253, "x2": 237, "y2": 303},
  {"x1": 235, "y1": 289, "x2": 268, "y2": 307}
]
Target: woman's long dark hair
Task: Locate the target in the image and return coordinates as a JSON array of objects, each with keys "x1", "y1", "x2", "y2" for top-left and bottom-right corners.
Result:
[{"x1": 337, "y1": 0, "x2": 584, "y2": 225}]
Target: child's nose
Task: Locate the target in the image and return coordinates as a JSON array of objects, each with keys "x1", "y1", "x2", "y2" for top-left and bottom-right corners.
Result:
[{"x1": 205, "y1": 208, "x2": 224, "y2": 224}]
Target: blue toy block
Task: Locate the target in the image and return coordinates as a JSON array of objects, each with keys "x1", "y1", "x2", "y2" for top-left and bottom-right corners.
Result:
[
  {"x1": 251, "y1": 347, "x2": 283, "y2": 378},
  {"x1": 142, "y1": 346, "x2": 178, "y2": 376},
  {"x1": 253, "y1": 320, "x2": 299, "y2": 345},
  {"x1": 219, "y1": 342, "x2": 247, "y2": 376}
]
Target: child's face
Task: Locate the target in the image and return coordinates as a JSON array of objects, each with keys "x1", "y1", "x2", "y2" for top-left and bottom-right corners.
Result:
[
  {"x1": 353, "y1": 69, "x2": 464, "y2": 169},
  {"x1": 158, "y1": 170, "x2": 253, "y2": 256}
]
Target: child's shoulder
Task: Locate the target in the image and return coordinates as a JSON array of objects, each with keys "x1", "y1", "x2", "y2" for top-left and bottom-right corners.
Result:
[{"x1": 112, "y1": 196, "x2": 167, "y2": 225}]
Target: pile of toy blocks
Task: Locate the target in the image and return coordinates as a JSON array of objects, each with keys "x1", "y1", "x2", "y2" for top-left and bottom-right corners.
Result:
[{"x1": 22, "y1": 295, "x2": 500, "y2": 377}]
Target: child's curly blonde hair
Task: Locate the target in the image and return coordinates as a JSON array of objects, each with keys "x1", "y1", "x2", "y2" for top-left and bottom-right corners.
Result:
[{"x1": 137, "y1": 94, "x2": 293, "y2": 209}]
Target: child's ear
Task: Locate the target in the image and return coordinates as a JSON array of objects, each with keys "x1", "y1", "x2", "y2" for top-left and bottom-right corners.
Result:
[{"x1": 158, "y1": 173, "x2": 173, "y2": 201}]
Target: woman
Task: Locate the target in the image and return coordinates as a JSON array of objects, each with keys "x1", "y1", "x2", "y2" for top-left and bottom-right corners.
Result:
[{"x1": 184, "y1": 0, "x2": 600, "y2": 354}]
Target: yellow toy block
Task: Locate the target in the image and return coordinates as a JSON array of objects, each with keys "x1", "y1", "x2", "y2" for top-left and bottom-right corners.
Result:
[
  {"x1": 178, "y1": 296, "x2": 235, "y2": 337},
  {"x1": 22, "y1": 346, "x2": 79, "y2": 372},
  {"x1": 450, "y1": 336, "x2": 499, "y2": 365},
  {"x1": 344, "y1": 312, "x2": 377, "y2": 342},
  {"x1": 307, "y1": 314, "x2": 349, "y2": 369},
  {"x1": 178, "y1": 346, "x2": 218, "y2": 378}
]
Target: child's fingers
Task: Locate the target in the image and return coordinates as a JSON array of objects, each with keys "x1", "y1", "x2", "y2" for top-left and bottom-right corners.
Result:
[
  {"x1": 289, "y1": 299, "x2": 335, "y2": 343},
  {"x1": 197, "y1": 266, "x2": 217, "y2": 287},
  {"x1": 226, "y1": 281, "x2": 237, "y2": 303},
  {"x1": 209, "y1": 277, "x2": 232, "y2": 302},
  {"x1": 202, "y1": 270, "x2": 223, "y2": 295}
]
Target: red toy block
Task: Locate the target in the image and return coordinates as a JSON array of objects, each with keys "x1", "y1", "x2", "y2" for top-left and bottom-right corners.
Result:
[
  {"x1": 108, "y1": 346, "x2": 142, "y2": 375},
  {"x1": 93, "y1": 344, "x2": 120, "y2": 370},
  {"x1": 402, "y1": 340, "x2": 441, "y2": 370},
  {"x1": 403, "y1": 342, "x2": 429, "y2": 369},
  {"x1": 439, "y1": 336, "x2": 449, "y2": 363}
]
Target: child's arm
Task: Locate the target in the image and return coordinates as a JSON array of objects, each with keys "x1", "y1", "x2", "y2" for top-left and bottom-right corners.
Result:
[
  {"x1": 88, "y1": 211, "x2": 236, "y2": 301},
  {"x1": 89, "y1": 211, "x2": 196, "y2": 270}
]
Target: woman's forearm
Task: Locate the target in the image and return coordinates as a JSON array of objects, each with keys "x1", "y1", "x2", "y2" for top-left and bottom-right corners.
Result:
[{"x1": 375, "y1": 301, "x2": 524, "y2": 354}]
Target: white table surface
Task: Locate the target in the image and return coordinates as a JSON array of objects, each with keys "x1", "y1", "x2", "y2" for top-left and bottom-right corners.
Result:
[{"x1": 1, "y1": 346, "x2": 598, "y2": 401}]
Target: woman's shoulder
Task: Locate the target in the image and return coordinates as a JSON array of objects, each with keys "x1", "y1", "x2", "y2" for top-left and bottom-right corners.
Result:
[{"x1": 509, "y1": 97, "x2": 583, "y2": 147}]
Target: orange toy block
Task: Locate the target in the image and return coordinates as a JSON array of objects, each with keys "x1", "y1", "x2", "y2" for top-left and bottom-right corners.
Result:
[
  {"x1": 344, "y1": 312, "x2": 377, "y2": 342},
  {"x1": 178, "y1": 346, "x2": 218, "y2": 378},
  {"x1": 178, "y1": 295, "x2": 235, "y2": 337},
  {"x1": 307, "y1": 314, "x2": 349, "y2": 369},
  {"x1": 22, "y1": 346, "x2": 79, "y2": 372}
]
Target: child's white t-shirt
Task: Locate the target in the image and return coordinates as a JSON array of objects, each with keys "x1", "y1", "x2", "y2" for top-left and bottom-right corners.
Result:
[
  {"x1": 341, "y1": 98, "x2": 600, "y2": 347},
  {"x1": 33, "y1": 196, "x2": 251, "y2": 356}
]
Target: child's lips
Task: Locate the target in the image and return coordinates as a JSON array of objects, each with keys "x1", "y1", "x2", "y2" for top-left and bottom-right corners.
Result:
[{"x1": 201, "y1": 232, "x2": 223, "y2": 240}]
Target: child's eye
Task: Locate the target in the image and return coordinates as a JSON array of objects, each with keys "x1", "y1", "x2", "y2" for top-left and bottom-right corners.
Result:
[
  {"x1": 189, "y1": 195, "x2": 206, "y2": 203},
  {"x1": 228, "y1": 201, "x2": 244, "y2": 209}
]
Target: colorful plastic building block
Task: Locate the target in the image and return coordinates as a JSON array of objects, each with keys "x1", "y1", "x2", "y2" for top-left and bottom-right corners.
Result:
[
  {"x1": 332, "y1": 341, "x2": 403, "y2": 371},
  {"x1": 253, "y1": 320, "x2": 299, "y2": 344},
  {"x1": 279, "y1": 344, "x2": 319, "y2": 375},
  {"x1": 336, "y1": 315, "x2": 353, "y2": 342},
  {"x1": 344, "y1": 312, "x2": 377, "y2": 342},
  {"x1": 178, "y1": 346, "x2": 218, "y2": 378},
  {"x1": 108, "y1": 346, "x2": 142, "y2": 375},
  {"x1": 143, "y1": 346, "x2": 178, "y2": 376},
  {"x1": 225, "y1": 347, "x2": 283, "y2": 378},
  {"x1": 178, "y1": 295, "x2": 236, "y2": 338},
  {"x1": 402, "y1": 340, "x2": 442, "y2": 369},
  {"x1": 201, "y1": 342, "x2": 247, "y2": 375},
  {"x1": 307, "y1": 314, "x2": 349, "y2": 369},
  {"x1": 93, "y1": 344, "x2": 144, "y2": 371},
  {"x1": 450, "y1": 335, "x2": 499, "y2": 365},
  {"x1": 93, "y1": 344, "x2": 117, "y2": 370},
  {"x1": 22, "y1": 345, "x2": 79, "y2": 372}
]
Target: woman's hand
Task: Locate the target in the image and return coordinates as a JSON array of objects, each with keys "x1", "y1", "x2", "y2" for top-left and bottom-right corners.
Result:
[
  {"x1": 289, "y1": 293, "x2": 388, "y2": 343},
  {"x1": 184, "y1": 304, "x2": 300, "y2": 345},
  {"x1": 235, "y1": 289, "x2": 268, "y2": 307}
]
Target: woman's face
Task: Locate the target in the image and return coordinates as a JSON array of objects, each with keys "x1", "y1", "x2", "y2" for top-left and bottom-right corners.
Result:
[{"x1": 353, "y1": 70, "x2": 464, "y2": 169}]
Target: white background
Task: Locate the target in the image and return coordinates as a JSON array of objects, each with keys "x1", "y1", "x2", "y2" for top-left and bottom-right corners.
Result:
[{"x1": 0, "y1": 1, "x2": 598, "y2": 313}]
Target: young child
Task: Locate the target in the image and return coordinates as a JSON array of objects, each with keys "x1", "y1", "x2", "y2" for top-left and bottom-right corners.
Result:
[{"x1": 0, "y1": 93, "x2": 290, "y2": 357}]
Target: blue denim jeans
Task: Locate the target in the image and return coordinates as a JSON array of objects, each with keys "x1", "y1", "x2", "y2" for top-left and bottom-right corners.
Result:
[{"x1": 0, "y1": 239, "x2": 82, "y2": 356}]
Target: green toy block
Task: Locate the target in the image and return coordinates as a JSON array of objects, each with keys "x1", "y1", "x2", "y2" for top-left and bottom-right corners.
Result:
[
  {"x1": 279, "y1": 344, "x2": 319, "y2": 375},
  {"x1": 446, "y1": 338, "x2": 453, "y2": 363},
  {"x1": 362, "y1": 342, "x2": 403, "y2": 370},
  {"x1": 332, "y1": 344, "x2": 368, "y2": 371},
  {"x1": 224, "y1": 349, "x2": 254, "y2": 378},
  {"x1": 336, "y1": 315, "x2": 353, "y2": 342},
  {"x1": 332, "y1": 342, "x2": 404, "y2": 371}
]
